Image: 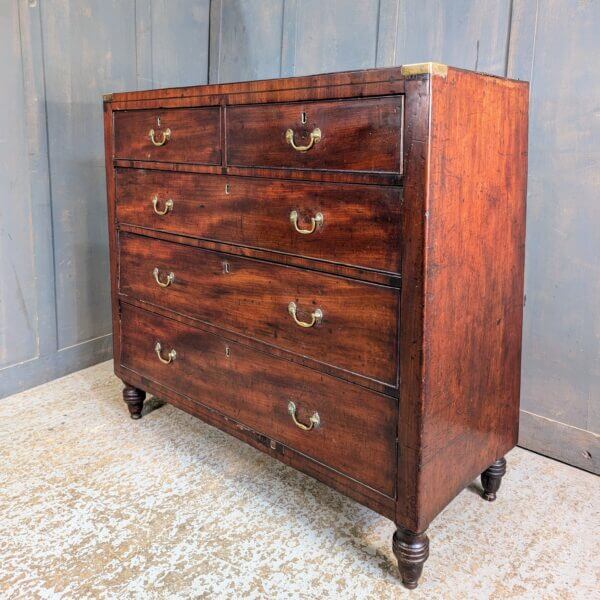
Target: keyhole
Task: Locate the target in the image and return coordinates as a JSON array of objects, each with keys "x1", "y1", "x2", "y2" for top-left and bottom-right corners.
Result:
[
  {"x1": 222, "y1": 261, "x2": 230, "y2": 274},
  {"x1": 225, "y1": 183, "x2": 230, "y2": 195},
  {"x1": 157, "y1": 116, "x2": 161, "y2": 127},
  {"x1": 225, "y1": 346, "x2": 231, "y2": 358},
  {"x1": 301, "y1": 111, "x2": 307, "y2": 124}
]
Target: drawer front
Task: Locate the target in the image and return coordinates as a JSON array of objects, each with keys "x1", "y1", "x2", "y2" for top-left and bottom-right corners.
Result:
[
  {"x1": 120, "y1": 303, "x2": 397, "y2": 496},
  {"x1": 226, "y1": 97, "x2": 402, "y2": 174},
  {"x1": 116, "y1": 169, "x2": 402, "y2": 273},
  {"x1": 113, "y1": 107, "x2": 221, "y2": 164},
  {"x1": 119, "y1": 233, "x2": 399, "y2": 386}
]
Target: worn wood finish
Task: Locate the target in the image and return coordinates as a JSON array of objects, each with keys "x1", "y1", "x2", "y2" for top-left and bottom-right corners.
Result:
[
  {"x1": 396, "y1": 69, "x2": 528, "y2": 533},
  {"x1": 121, "y1": 302, "x2": 397, "y2": 495},
  {"x1": 122, "y1": 383, "x2": 145, "y2": 420},
  {"x1": 481, "y1": 457, "x2": 507, "y2": 502},
  {"x1": 393, "y1": 527, "x2": 430, "y2": 590},
  {"x1": 115, "y1": 168, "x2": 403, "y2": 273},
  {"x1": 226, "y1": 97, "x2": 403, "y2": 174},
  {"x1": 105, "y1": 65, "x2": 528, "y2": 588},
  {"x1": 119, "y1": 232, "x2": 399, "y2": 387},
  {"x1": 114, "y1": 107, "x2": 221, "y2": 164}
]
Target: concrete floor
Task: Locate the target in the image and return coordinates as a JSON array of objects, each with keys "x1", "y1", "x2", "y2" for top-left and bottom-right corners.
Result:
[{"x1": 0, "y1": 361, "x2": 598, "y2": 599}]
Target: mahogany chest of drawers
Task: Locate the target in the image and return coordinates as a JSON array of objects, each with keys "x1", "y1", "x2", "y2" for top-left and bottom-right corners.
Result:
[{"x1": 103, "y1": 63, "x2": 528, "y2": 588}]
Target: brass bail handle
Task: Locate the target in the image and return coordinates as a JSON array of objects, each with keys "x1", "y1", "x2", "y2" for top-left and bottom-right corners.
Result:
[
  {"x1": 153, "y1": 267, "x2": 175, "y2": 288},
  {"x1": 285, "y1": 127, "x2": 321, "y2": 152},
  {"x1": 290, "y1": 210, "x2": 323, "y2": 235},
  {"x1": 288, "y1": 401, "x2": 320, "y2": 431},
  {"x1": 288, "y1": 301, "x2": 323, "y2": 328},
  {"x1": 155, "y1": 341, "x2": 177, "y2": 364},
  {"x1": 152, "y1": 195, "x2": 174, "y2": 215},
  {"x1": 149, "y1": 127, "x2": 171, "y2": 146}
]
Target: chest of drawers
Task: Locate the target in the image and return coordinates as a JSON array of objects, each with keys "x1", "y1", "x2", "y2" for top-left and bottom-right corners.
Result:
[{"x1": 103, "y1": 63, "x2": 528, "y2": 588}]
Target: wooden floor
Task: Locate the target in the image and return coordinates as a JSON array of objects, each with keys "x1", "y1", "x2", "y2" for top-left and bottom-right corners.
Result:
[{"x1": 1, "y1": 361, "x2": 598, "y2": 599}]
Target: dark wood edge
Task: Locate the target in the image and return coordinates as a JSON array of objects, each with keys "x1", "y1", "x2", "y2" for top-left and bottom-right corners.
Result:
[
  {"x1": 103, "y1": 65, "x2": 527, "y2": 106},
  {"x1": 106, "y1": 66, "x2": 408, "y2": 103},
  {"x1": 115, "y1": 363, "x2": 397, "y2": 520},
  {"x1": 113, "y1": 159, "x2": 401, "y2": 186},
  {"x1": 104, "y1": 102, "x2": 121, "y2": 365},
  {"x1": 117, "y1": 223, "x2": 402, "y2": 288},
  {"x1": 395, "y1": 77, "x2": 431, "y2": 530},
  {"x1": 118, "y1": 295, "x2": 399, "y2": 398}
]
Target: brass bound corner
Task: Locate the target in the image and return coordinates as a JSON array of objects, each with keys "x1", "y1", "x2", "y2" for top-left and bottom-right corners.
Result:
[{"x1": 401, "y1": 62, "x2": 448, "y2": 77}]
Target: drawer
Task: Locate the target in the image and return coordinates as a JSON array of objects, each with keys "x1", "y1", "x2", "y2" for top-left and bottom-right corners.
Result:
[
  {"x1": 120, "y1": 303, "x2": 397, "y2": 496},
  {"x1": 113, "y1": 107, "x2": 221, "y2": 164},
  {"x1": 119, "y1": 233, "x2": 399, "y2": 386},
  {"x1": 115, "y1": 169, "x2": 402, "y2": 273},
  {"x1": 226, "y1": 97, "x2": 402, "y2": 174}
]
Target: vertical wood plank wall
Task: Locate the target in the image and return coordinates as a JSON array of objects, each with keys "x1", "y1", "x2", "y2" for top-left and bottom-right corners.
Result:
[
  {"x1": 1, "y1": 0, "x2": 597, "y2": 474},
  {"x1": 0, "y1": 0, "x2": 210, "y2": 397}
]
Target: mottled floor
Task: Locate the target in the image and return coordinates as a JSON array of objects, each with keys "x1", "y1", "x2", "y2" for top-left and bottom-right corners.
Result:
[{"x1": 0, "y1": 362, "x2": 598, "y2": 599}]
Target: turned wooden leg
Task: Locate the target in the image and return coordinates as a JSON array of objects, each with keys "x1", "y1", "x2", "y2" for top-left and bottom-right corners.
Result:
[
  {"x1": 481, "y1": 457, "x2": 507, "y2": 501},
  {"x1": 122, "y1": 383, "x2": 145, "y2": 420},
  {"x1": 393, "y1": 526, "x2": 429, "y2": 589}
]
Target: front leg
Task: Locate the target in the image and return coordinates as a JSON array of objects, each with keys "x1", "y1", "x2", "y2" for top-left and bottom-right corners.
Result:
[
  {"x1": 393, "y1": 526, "x2": 430, "y2": 589},
  {"x1": 481, "y1": 457, "x2": 507, "y2": 501},
  {"x1": 122, "y1": 383, "x2": 145, "y2": 420}
]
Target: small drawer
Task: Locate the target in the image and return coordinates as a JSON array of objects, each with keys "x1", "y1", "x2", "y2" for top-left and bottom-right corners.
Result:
[
  {"x1": 226, "y1": 97, "x2": 403, "y2": 174},
  {"x1": 115, "y1": 169, "x2": 402, "y2": 273},
  {"x1": 120, "y1": 303, "x2": 397, "y2": 496},
  {"x1": 113, "y1": 107, "x2": 221, "y2": 164},
  {"x1": 119, "y1": 233, "x2": 399, "y2": 386}
]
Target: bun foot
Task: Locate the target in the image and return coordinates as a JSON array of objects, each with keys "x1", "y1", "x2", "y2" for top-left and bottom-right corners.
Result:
[
  {"x1": 481, "y1": 457, "x2": 507, "y2": 501},
  {"x1": 393, "y1": 526, "x2": 429, "y2": 589},
  {"x1": 122, "y1": 383, "x2": 146, "y2": 420}
]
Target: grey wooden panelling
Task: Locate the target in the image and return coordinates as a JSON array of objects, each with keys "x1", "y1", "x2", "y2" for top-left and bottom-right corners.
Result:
[
  {"x1": 209, "y1": 0, "x2": 599, "y2": 472},
  {"x1": 210, "y1": 0, "x2": 285, "y2": 83},
  {"x1": 136, "y1": 0, "x2": 210, "y2": 89},
  {"x1": 393, "y1": 0, "x2": 512, "y2": 74},
  {"x1": 0, "y1": 0, "x2": 210, "y2": 398},
  {"x1": 40, "y1": 0, "x2": 138, "y2": 350},
  {"x1": 291, "y1": 0, "x2": 380, "y2": 76},
  {"x1": 0, "y1": 1, "x2": 38, "y2": 369},
  {"x1": 509, "y1": 0, "x2": 600, "y2": 472}
]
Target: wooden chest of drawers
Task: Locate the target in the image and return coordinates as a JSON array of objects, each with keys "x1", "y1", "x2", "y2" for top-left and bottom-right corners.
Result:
[{"x1": 103, "y1": 63, "x2": 528, "y2": 588}]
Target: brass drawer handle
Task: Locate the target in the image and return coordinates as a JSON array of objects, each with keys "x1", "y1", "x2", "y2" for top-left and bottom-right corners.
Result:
[
  {"x1": 290, "y1": 210, "x2": 323, "y2": 234},
  {"x1": 155, "y1": 341, "x2": 176, "y2": 364},
  {"x1": 152, "y1": 195, "x2": 173, "y2": 215},
  {"x1": 149, "y1": 128, "x2": 171, "y2": 146},
  {"x1": 288, "y1": 401, "x2": 320, "y2": 431},
  {"x1": 153, "y1": 267, "x2": 174, "y2": 288},
  {"x1": 285, "y1": 127, "x2": 321, "y2": 152},
  {"x1": 288, "y1": 301, "x2": 323, "y2": 328}
]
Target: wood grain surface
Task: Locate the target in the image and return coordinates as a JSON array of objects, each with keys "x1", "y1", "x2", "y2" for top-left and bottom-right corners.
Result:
[
  {"x1": 119, "y1": 232, "x2": 400, "y2": 387},
  {"x1": 120, "y1": 302, "x2": 398, "y2": 496},
  {"x1": 115, "y1": 168, "x2": 403, "y2": 273}
]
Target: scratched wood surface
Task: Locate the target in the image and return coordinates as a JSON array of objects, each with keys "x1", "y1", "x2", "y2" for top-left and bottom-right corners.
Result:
[{"x1": 1, "y1": 0, "x2": 597, "y2": 473}]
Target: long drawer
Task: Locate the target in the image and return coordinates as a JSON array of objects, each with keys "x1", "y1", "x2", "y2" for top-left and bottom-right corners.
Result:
[
  {"x1": 116, "y1": 169, "x2": 402, "y2": 273},
  {"x1": 226, "y1": 97, "x2": 403, "y2": 174},
  {"x1": 120, "y1": 303, "x2": 397, "y2": 496},
  {"x1": 113, "y1": 107, "x2": 221, "y2": 164},
  {"x1": 119, "y1": 233, "x2": 399, "y2": 386}
]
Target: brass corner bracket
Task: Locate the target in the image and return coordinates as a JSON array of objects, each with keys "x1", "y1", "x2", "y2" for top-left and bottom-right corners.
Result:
[
  {"x1": 401, "y1": 62, "x2": 448, "y2": 78},
  {"x1": 103, "y1": 93, "x2": 113, "y2": 102}
]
